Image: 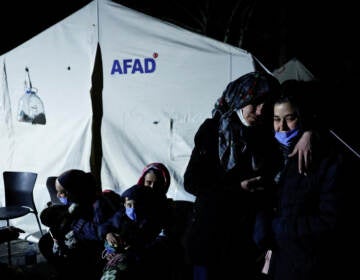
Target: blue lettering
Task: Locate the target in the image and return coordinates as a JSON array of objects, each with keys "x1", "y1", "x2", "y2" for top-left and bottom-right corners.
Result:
[
  {"x1": 111, "y1": 57, "x2": 157, "y2": 75},
  {"x1": 110, "y1": 60, "x2": 123, "y2": 74},
  {"x1": 144, "y1": 58, "x2": 156, "y2": 73},
  {"x1": 132, "y1": 59, "x2": 144, "y2": 74},
  {"x1": 123, "y1": 59, "x2": 132, "y2": 74}
]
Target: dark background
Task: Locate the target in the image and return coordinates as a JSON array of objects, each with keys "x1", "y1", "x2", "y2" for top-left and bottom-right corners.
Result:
[{"x1": 1, "y1": 0, "x2": 358, "y2": 154}]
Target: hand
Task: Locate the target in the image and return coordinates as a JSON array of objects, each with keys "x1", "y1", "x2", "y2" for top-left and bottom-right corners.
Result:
[
  {"x1": 241, "y1": 176, "x2": 264, "y2": 192},
  {"x1": 106, "y1": 232, "x2": 118, "y2": 247},
  {"x1": 64, "y1": 230, "x2": 77, "y2": 249},
  {"x1": 288, "y1": 131, "x2": 312, "y2": 175},
  {"x1": 67, "y1": 203, "x2": 80, "y2": 215}
]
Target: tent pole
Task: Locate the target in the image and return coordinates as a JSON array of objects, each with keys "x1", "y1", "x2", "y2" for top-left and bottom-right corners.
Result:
[{"x1": 329, "y1": 129, "x2": 360, "y2": 159}]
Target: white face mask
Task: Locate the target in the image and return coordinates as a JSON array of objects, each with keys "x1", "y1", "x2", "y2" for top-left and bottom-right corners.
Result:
[
  {"x1": 125, "y1": 206, "x2": 137, "y2": 221},
  {"x1": 236, "y1": 108, "x2": 250, "y2": 126},
  {"x1": 274, "y1": 128, "x2": 300, "y2": 146}
]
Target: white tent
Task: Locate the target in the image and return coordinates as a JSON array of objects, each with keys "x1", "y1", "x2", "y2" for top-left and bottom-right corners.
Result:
[
  {"x1": 0, "y1": 0, "x2": 261, "y2": 236},
  {"x1": 273, "y1": 57, "x2": 315, "y2": 83}
]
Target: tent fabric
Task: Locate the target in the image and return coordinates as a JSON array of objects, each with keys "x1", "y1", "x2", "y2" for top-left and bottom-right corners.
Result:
[
  {"x1": 272, "y1": 57, "x2": 315, "y2": 83},
  {"x1": 98, "y1": 1, "x2": 256, "y2": 200},
  {"x1": 0, "y1": 0, "x2": 260, "y2": 235}
]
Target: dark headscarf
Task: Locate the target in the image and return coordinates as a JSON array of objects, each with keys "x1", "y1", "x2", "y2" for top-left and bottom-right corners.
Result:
[
  {"x1": 213, "y1": 71, "x2": 280, "y2": 171},
  {"x1": 57, "y1": 169, "x2": 97, "y2": 205},
  {"x1": 137, "y1": 162, "x2": 171, "y2": 195}
]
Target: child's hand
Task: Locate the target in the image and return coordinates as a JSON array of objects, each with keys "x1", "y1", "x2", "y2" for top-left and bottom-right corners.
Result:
[
  {"x1": 106, "y1": 232, "x2": 118, "y2": 247},
  {"x1": 103, "y1": 233, "x2": 120, "y2": 261}
]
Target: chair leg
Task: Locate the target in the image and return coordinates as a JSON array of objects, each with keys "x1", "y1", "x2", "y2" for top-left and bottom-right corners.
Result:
[
  {"x1": 6, "y1": 219, "x2": 12, "y2": 265},
  {"x1": 7, "y1": 240, "x2": 12, "y2": 265},
  {"x1": 34, "y1": 213, "x2": 44, "y2": 236}
]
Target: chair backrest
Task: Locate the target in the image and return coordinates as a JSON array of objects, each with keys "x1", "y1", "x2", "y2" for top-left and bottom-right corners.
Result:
[
  {"x1": 46, "y1": 176, "x2": 61, "y2": 204},
  {"x1": 3, "y1": 171, "x2": 38, "y2": 212}
]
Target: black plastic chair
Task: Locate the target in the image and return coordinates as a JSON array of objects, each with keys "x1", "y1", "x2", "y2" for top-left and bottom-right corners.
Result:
[
  {"x1": 0, "y1": 171, "x2": 44, "y2": 264},
  {"x1": 46, "y1": 176, "x2": 61, "y2": 205}
]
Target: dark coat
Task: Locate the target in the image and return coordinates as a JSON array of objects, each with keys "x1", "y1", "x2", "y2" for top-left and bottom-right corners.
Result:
[
  {"x1": 269, "y1": 136, "x2": 345, "y2": 280},
  {"x1": 183, "y1": 117, "x2": 280, "y2": 278}
]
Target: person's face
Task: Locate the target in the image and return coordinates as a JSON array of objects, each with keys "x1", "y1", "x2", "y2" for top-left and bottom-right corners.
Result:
[
  {"x1": 143, "y1": 172, "x2": 157, "y2": 188},
  {"x1": 124, "y1": 197, "x2": 135, "y2": 208},
  {"x1": 55, "y1": 179, "x2": 68, "y2": 199},
  {"x1": 273, "y1": 101, "x2": 299, "y2": 132},
  {"x1": 241, "y1": 103, "x2": 265, "y2": 126}
]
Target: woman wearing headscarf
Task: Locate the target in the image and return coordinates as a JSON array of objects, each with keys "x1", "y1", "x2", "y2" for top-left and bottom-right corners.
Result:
[
  {"x1": 137, "y1": 162, "x2": 171, "y2": 196},
  {"x1": 136, "y1": 162, "x2": 183, "y2": 278},
  {"x1": 137, "y1": 162, "x2": 173, "y2": 235},
  {"x1": 183, "y1": 71, "x2": 313, "y2": 280}
]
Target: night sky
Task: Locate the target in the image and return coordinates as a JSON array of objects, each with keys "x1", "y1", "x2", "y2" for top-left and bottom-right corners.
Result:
[{"x1": 1, "y1": 1, "x2": 92, "y2": 55}]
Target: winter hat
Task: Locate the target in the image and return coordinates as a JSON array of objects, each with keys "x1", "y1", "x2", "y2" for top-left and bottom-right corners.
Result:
[
  {"x1": 121, "y1": 184, "x2": 159, "y2": 219},
  {"x1": 122, "y1": 185, "x2": 153, "y2": 204},
  {"x1": 57, "y1": 169, "x2": 97, "y2": 204}
]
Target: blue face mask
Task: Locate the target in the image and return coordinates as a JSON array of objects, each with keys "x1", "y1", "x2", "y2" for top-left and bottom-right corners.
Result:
[
  {"x1": 125, "y1": 207, "x2": 137, "y2": 221},
  {"x1": 59, "y1": 197, "x2": 68, "y2": 205},
  {"x1": 275, "y1": 128, "x2": 300, "y2": 146}
]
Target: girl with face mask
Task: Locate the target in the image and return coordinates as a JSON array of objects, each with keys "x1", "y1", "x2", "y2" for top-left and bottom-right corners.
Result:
[{"x1": 261, "y1": 80, "x2": 346, "y2": 280}]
